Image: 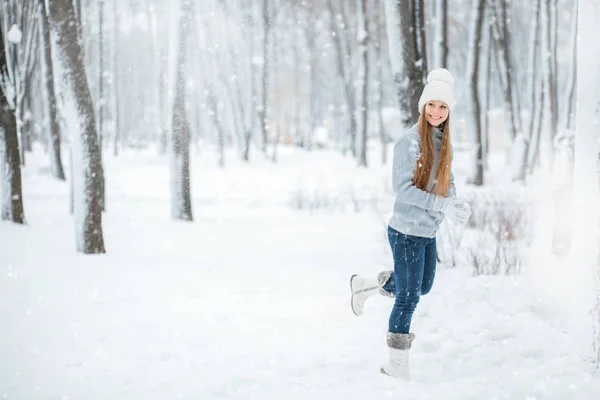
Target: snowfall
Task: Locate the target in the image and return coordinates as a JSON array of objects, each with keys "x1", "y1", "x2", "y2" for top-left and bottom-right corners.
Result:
[{"x1": 2, "y1": 140, "x2": 600, "y2": 400}]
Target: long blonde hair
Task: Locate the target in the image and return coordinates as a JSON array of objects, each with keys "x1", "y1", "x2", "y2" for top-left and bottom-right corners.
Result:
[{"x1": 412, "y1": 109, "x2": 452, "y2": 197}]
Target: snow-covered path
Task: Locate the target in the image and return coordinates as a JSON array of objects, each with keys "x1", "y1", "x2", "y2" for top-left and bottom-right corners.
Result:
[{"x1": 2, "y1": 149, "x2": 599, "y2": 399}]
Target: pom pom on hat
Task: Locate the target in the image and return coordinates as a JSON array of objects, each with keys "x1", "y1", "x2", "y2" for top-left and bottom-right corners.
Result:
[
  {"x1": 418, "y1": 68, "x2": 455, "y2": 113},
  {"x1": 426, "y1": 68, "x2": 454, "y2": 86}
]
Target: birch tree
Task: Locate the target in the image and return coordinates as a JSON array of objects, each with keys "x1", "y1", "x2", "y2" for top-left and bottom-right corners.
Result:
[
  {"x1": 0, "y1": 25, "x2": 25, "y2": 224},
  {"x1": 171, "y1": 0, "x2": 193, "y2": 221},
  {"x1": 384, "y1": 0, "x2": 425, "y2": 130},
  {"x1": 47, "y1": 0, "x2": 105, "y2": 253},
  {"x1": 573, "y1": 0, "x2": 600, "y2": 368},
  {"x1": 39, "y1": 0, "x2": 65, "y2": 180},
  {"x1": 466, "y1": 0, "x2": 485, "y2": 186}
]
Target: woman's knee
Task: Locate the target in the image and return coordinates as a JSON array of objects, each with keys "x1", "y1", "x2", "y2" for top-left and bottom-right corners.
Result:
[{"x1": 421, "y1": 280, "x2": 434, "y2": 295}]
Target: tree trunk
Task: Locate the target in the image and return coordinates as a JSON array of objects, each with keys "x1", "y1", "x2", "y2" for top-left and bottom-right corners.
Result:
[
  {"x1": 434, "y1": 0, "x2": 448, "y2": 68},
  {"x1": 112, "y1": 0, "x2": 120, "y2": 157},
  {"x1": 0, "y1": 93, "x2": 25, "y2": 224},
  {"x1": 488, "y1": 0, "x2": 519, "y2": 163},
  {"x1": 171, "y1": 0, "x2": 193, "y2": 221},
  {"x1": 292, "y1": 21, "x2": 301, "y2": 149},
  {"x1": 259, "y1": 0, "x2": 270, "y2": 154},
  {"x1": 97, "y1": 0, "x2": 105, "y2": 212},
  {"x1": 528, "y1": 77, "x2": 544, "y2": 171},
  {"x1": 384, "y1": 0, "x2": 424, "y2": 130},
  {"x1": 327, "y1": 0, "x2": 357, "y2": 155},
  {"x1": 1, "y1": 6, "x2": 25, "y2": 225},
  {"x1": 563, "y1": 1, "x2": 577, "y2": 132},
  {"x1": 39, "y1": 0, "x2": 65, "y2": 180},
  {"x1": 513, "y1": 0, "x2": 541, "y2": 181},
  {"x1": 356, "y1": 0, "x2": 369, "y2": 167},
  {"x1": 206, "y1": 85, "x2": 225, "y2": 168},
  {"x1": 550, "y1": 2, "x2": 578, "y2": 257},
  {"x1": 481, "y1": 7, "x2": 493, "y2": 170},
  {"x1": 17, "y1": 89, "x2": 28, "y2": 165},
  {"x1": 540, "y1": 0, "x2": 557, "y2": 170},
  {"x1": 466, "y1": 0, "x2": 485, "y2": 186},
  {"x1": 47, "y1": 0, "x2": 105, "y2": 254},
  {"x1": 375, "y1": 0, "x2": 387, "y2": 164},
  {"x1": 241, "y1": 1, "x2": 257, "y2": 162},
  {"x1": 413, "y1": 0, "x2": 428, "y2": 82}
]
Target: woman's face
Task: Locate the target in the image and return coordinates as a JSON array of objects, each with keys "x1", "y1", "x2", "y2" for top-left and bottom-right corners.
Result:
[{"x1": 424, "y1": 101, "x2": 449, "y2": 127}]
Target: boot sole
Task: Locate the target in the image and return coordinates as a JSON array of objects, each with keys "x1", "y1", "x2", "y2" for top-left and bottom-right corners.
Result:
[
  {"x1": 380, "y1": 367, "x2": 410, "y2": 380},
  {"x1": 350, "y1": 274, "x2": 361, "y2": 316}
]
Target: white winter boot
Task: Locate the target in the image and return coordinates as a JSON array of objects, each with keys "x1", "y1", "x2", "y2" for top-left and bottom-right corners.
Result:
[
  {"x1": 380, "y1": 332, "x2": 415, "y2": 380},
  {"x1": 350, "y1": 271, "x2": 394, "y2": 316}
]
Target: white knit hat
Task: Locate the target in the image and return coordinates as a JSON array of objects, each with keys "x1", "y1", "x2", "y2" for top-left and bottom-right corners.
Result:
[{"x1": 418, "y1": 68, "x2": 455, "y2": 113}]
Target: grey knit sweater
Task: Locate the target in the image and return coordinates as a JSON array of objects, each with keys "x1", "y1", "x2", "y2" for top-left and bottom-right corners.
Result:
[{"x1": 388, "y1": 123, "x2": 456, "y2": 238}]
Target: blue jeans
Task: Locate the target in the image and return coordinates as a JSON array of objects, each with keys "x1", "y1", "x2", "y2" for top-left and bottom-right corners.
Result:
[{"x1": 383, "y1": 226, "x2": 437, "y2": 334}]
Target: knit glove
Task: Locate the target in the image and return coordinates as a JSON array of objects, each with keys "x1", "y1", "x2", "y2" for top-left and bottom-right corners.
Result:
[{"x1": 443, "y1": 198, "x2": 471, "y2": 225}]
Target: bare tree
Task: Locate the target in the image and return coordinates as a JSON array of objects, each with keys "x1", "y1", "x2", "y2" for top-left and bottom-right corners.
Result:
[
  {"x1": 414, "y1": 0, "x2": 428, "y2": 81},
  {"x1": 356, "y1": 0, "x2": 368, "y2": 167},
  {"x1": 302, "y1": 2, "x2": 318, "y2": 150},
  {"x1": 39, "y1": 0, "x2": 65, "y2": 180},
  {"x1": 240, "y1": 0, "x2": 259, "y2": 161},
  {"x1": 373, "y1": 0, "x2": 388, "y2": 164},
  {"x1": 481, "y1": 7, "x2": 493, "y2": 169},
  {"x1": 0, "y1": 24, "x2": 25, "y2": 224},
  {"x1": 466, "y1": 0, "x2": 485, "y2": 186},
  {"x1": 384, "y1": 0, "x2": 425, "y2": 130},
  {"x1": 513, "y1": 0, "x2": 541, "y2": 181},
  {"x1": 549, "y1": 3, "x2": 578, "y2": 257},
  {"x1": 259, "y1": 0, "x2": 270, "y2": 154},
  {"x1": 539, "y1": 0, "x2": 558, "y2": 170},
  {"x1": 488, "y1": 0, "x2": 521, "y2": 162},
  {"x1": 47, "y1": 0, "x2": 105, "y2": 253},
  {"x1": 171, "y1": 0, "x2": 193, "y2": 221},
  {"x1": 291, "y1": 9, "x2": 302, "y2": 150},
  {"x1": 97, "y1": 0, "x2": 106, "y2": 211},
  {"x1": 2, "y1": 0, "x2": 39, "y2": 166},
  {"x1": 433, "y1": 0, "x2": 448, "y2": 68},
  {"x1": 328, "y1": 0, "x2": 357, "y2": 155},
  {"x1": 562, "y1": 1, "x2": 577, "y2": 132},
  {"x1": 111, "y1": 0, "x2": 121, "y2": 156}
]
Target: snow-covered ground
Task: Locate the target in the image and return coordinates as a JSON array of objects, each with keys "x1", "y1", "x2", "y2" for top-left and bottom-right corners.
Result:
[{"x1": 2, "y1": 145, "x2": 600, "y2": 399}]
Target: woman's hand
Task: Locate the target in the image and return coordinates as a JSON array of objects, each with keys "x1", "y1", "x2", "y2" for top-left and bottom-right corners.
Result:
[{"x1": 443, "y1": 198, "x2": 471, "y2": 224}]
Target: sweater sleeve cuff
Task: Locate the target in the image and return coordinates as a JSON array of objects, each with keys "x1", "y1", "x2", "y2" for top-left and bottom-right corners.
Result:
[{"x1": 432, "y1": 196, "x2": 450, "y2": 212}]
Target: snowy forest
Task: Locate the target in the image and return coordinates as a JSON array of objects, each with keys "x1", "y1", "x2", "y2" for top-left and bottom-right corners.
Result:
[{"x1": 1, "y1": 0, "x2": 600, "y2": 398}]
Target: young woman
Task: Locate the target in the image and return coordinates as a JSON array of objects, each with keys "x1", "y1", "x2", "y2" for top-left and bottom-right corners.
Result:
[{"x1": 350, "y1": 69, "x2": 471, "y2": 380}]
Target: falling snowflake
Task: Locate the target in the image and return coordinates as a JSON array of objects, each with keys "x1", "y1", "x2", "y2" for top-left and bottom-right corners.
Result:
[{"x1": 7, "y1": 25, "x2": 22, "y2": 44}]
